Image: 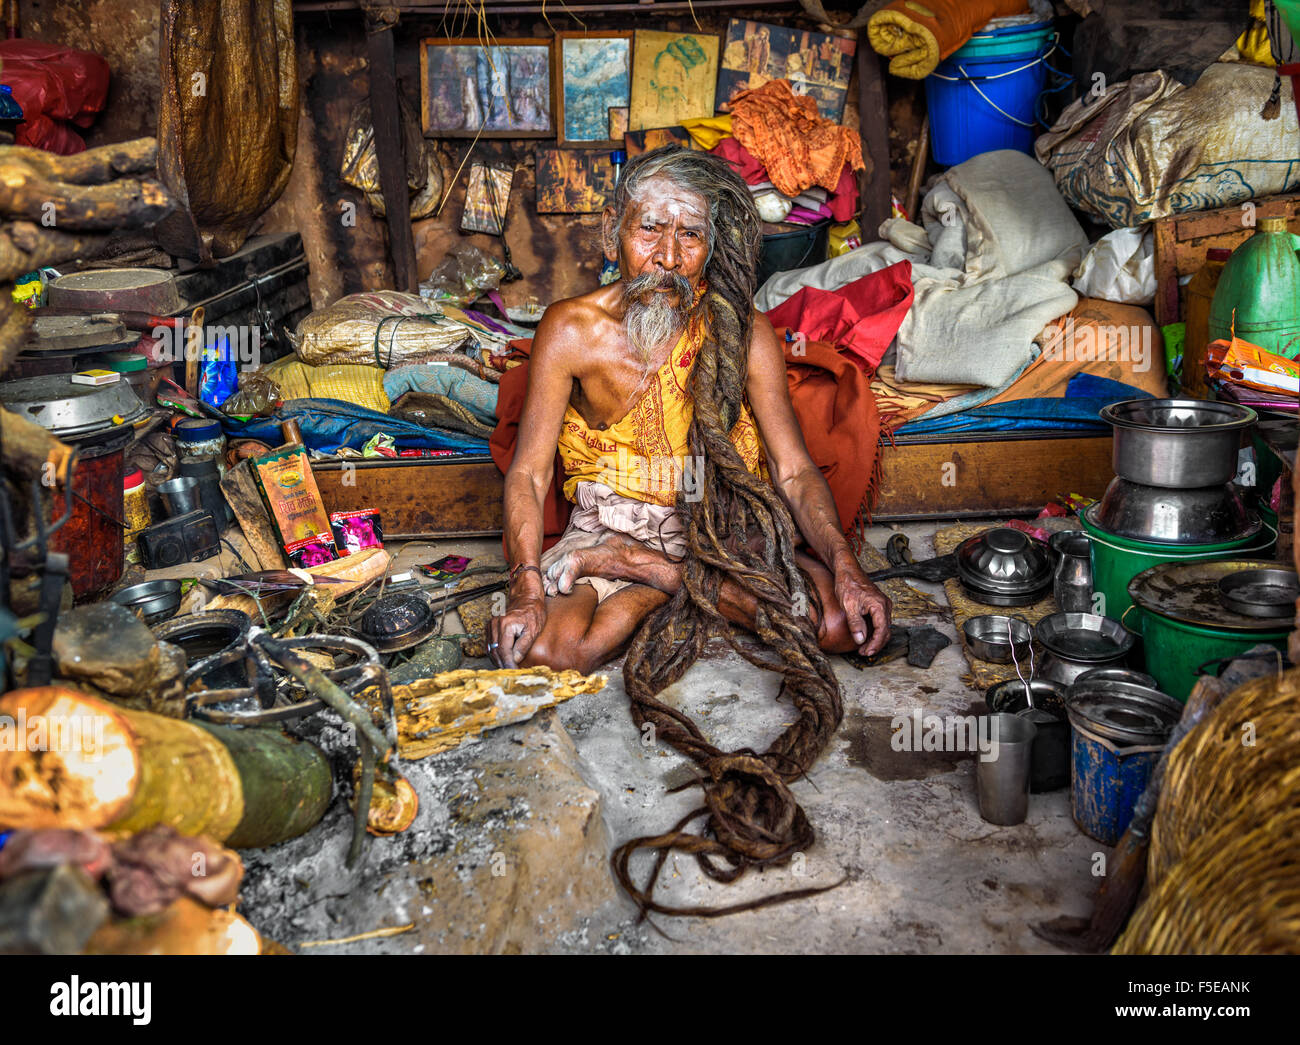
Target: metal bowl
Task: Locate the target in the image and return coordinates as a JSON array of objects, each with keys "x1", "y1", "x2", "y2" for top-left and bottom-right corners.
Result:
[
  {"x1": 956, "y1": 527, "x2": 1052, "y2": 593},
  {"x1": 1101, "y1": 398, "x2": 1256, "y2": 488},
  {"x1": 1217, "y1": 567, "x2": 1300, "y2": 618},
  {"x1": 1035, "y1": 612, "x2": 1135, "y2": 663},
  {"x1": 963, "y1": 614, "x2": 1033, "y2": 663},
  {"x1": 110, "y1": 579, "x2": 182, "y2": 624},
  {"x1": 1070, "y1": 666, "x2": 1158, "y2": 693},
  {"x1": 1091, "y1": 478, "x2": 1258, "y2": 545}
]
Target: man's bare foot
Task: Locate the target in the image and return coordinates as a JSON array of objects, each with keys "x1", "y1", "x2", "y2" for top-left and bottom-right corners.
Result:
[{"x1": 543, "y1": 532, "x2": 683, "y2": 596}]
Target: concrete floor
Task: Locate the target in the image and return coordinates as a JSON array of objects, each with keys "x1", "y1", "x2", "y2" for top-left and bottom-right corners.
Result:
[{"x1": 236, "y1": 522, "x2": 1102, "y2": 954}]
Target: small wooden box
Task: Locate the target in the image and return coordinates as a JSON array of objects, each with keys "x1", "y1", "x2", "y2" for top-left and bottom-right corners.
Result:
[{"x1": 312, "y1": 455, "x2": 504, "y2": 539}]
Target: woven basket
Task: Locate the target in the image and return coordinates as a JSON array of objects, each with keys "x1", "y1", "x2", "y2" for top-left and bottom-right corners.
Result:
[
  {"x1": 1114, "y1": 803, "x2": 1300, "y2": 954},
  {"x1": 1148, "y1": 667, "x2": 1300, "y2": 886},
  {"x1": 1114, "y1": 666, "x2": 1300, "y2": 954}
]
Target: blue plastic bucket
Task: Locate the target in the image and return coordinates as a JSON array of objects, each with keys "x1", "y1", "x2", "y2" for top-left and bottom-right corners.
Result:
[{"x1": 925, "y1": 23, "x2": 1055, "y2": 166}]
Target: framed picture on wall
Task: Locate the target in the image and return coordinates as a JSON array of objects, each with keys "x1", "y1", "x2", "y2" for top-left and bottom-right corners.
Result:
[
  {"x1": 420, "y1": 38, "x2": 554, "y2": 138},
  {"x1": 608, "y1": 106, "x2": 629, "y2": 140},
  {"x1": 623, "y1": 125, "x2": 695, "y2": 157},
  {"x1": 461, "y1": 163, "x2": 515, "y2": 235},
  {"x1": 535, "y1": 147, "x2": 617, "y2": 214},
  {"x1": 556, "y1": 31, "x2": 632, "y2": 146},
  {"x1": 628, "y1": 30, "x2": 720, "y2": 131},
  {"x1": 715, "y1": 19, "x2": 856, "y2": 121}
]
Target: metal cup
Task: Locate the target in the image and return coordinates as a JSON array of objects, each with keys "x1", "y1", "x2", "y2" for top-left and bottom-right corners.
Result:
[
  {"x1": 157, "y1": 476, "x2": 201, "y2": 518},
  {"x1": 976, "y1": 712, "x2": 1037, "y2": 826}
]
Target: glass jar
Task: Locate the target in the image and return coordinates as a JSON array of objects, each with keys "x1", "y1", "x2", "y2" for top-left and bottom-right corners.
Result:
[{"x1": 173, "y1": 418, "x2": 227, "y2": 475}]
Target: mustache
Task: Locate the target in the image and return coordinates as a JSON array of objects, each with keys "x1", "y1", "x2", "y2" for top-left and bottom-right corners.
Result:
[{"x1": 622, "y1": 270, "x2": 692, "y2": 306}]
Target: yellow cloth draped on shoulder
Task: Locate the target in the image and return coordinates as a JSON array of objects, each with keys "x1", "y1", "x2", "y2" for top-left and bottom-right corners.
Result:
[{"x1": 556, "y1": 319, "x2": 767, "y2": 507}]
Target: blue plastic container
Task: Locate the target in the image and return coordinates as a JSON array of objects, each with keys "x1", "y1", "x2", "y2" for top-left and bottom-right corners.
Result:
[{"x1": 925, "y1": 22, "x2": 1055, "y2": 166}]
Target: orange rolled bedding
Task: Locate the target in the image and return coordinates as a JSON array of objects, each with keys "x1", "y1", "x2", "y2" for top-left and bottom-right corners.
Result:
[{"x1": 868, "y1": 0, "x2": 1031, "y2": 79}]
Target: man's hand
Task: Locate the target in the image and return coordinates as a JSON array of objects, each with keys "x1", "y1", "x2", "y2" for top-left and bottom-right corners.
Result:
[
  {"x1": 487, "y1": 592, "x2": 546, "y2": 668},
  {"x1": 834, "y1": 563, "x2": 892, "y2": 656}
]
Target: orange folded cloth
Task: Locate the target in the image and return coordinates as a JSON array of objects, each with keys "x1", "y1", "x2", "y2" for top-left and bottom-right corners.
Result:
[
  {"x1": 868, "y1": 0, "x2": 1030, "y2": 79},
  {"x1": 729, "y1": 79, "x2": 865, "y2": 198}
]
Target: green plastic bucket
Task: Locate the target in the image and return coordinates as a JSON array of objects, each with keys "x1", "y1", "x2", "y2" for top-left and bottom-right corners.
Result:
[
  {"x1": 1079, "y1": 505, "x2": 1278, "y2": 621},
  {"x1": 1124, "y1": 605, "x2": 1291, "y2": 703}
]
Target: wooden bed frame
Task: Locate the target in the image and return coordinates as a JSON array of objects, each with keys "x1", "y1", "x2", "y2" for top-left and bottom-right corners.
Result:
[{"x1": 312, "y1": 429, "x2": 1115, "y2": 537}]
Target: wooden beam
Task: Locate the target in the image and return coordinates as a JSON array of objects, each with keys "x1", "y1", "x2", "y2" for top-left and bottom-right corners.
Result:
[
  {"x1": 365, "y1": 21, "x2": 419, "y2": 295},
  {"x1": 856, "y1": 44, "x2": 891, "y2": 236}
]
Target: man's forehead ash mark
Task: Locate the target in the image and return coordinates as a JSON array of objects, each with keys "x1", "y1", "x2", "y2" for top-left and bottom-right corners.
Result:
[{"x1": 627, "y1": 175, "x2": 708, "y2": 226}]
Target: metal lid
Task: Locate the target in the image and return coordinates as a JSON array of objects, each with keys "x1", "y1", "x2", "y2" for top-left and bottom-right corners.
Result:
[
  {"x1": 1128, "y1": 559, "x2": 1297, "y2": 633},
  {"x1": 956, "y1": 527, "x2": 1052, "y2": 594},
  {"x1": 1067, "y1": 682, "x2": 1181, "y2": 745},
  {"x1": 175, "y1": 418, "x2": 224, "y2": 441},
  {"x1": 0, "y1": 372, "x2": 146, "y2": 440}
]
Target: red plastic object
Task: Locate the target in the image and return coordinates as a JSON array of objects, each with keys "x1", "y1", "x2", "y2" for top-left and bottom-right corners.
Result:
[{"x1": 0, "y1": 40, "x2": 110, "y2": 154}]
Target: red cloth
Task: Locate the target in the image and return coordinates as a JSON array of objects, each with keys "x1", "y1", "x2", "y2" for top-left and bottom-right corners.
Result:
[
  {"x1": 490, "y1": 334, "x2": 881, "y2": 542},
  {"x1": 828, "y1": 163, "x2": 859, "y2": 223},
  {"x1": 712, "y1": 137, "x2": 768, "y2": 185},
  {"x1": 764, "y1": 260, "x2": 914, "y2": 372},
  {"x1": 0, "y1": 40, "x2": 110, "y2": 154}
]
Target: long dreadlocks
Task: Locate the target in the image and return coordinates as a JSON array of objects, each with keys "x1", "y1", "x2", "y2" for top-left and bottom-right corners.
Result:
[{"x1": 608, "y1": 147, "x2": 845, "y2": 917}]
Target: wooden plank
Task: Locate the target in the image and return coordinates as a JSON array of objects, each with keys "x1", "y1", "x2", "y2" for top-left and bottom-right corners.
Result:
[
  {"x1": 313, "y1": 457, "x2": 505, "y2": 538},
  {"x1": 219, "y1": 459, "x2": 287, "y2": 570},
  {"x1": 874, "y1": 434, "x2": 1114, "y2": 521},
  {"x1": 366, "y1": 20, "x2": 419, "y2": 294},
  {"x1": 308, "y1": 434, "x2": 1115, "y2": 534},
  {"x1": 856, "y1": 45, "x2": 891, "y2": 236},
  {"x1": 1152, "y1": 192, "x2": 1300, "y2": 324}
]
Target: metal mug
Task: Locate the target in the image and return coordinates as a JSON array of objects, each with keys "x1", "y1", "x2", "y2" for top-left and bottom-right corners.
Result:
[
  {"x1": 976, "y1": 713, "x2": 1037, "y2": 826},
  {"x1": 157, "y1": 476, "x2": 201, "y2": 518}
]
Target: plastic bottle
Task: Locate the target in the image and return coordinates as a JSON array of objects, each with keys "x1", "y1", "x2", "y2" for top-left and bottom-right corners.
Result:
[{"x1": 1208, "y1": 216, "x2": 1300, "y2": 360}]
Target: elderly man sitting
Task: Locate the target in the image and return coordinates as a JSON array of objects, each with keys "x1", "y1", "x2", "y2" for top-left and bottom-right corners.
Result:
[{"x1": 487, "y1": 146, "x2": 890, "y2": 675}]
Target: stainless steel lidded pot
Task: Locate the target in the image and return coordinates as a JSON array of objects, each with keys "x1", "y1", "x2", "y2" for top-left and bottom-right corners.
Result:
[{"x1": 1100, "y1": 398, "x2": 1256, "y2": 489}]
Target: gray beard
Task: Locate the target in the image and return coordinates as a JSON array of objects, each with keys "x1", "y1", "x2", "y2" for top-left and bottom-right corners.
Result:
[{"x1": 622, "y1": 271, "x2": 693, "y2": 368}]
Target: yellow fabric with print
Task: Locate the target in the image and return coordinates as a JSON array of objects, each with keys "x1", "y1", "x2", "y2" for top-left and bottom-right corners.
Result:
[
  {"x1": 556, "y1": 320, "x2": 766, "y2": 507},
  {"x1": 262, "y1": 357, "x2": 390, "y2": 413}
]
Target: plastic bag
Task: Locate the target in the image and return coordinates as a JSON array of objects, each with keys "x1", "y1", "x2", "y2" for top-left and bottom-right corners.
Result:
[
  {"x1": 291, "y1": 290, "x2": 474, "y2": 367},
  {"x1": 1035, "y1": 63, "x2": 1299, "y2": 228},
  {"x1": 1072, "y1": 227, "x2": 1156, "y2": 306},
  {"x1": 340, "y1": 96, "x2": 444, "y2": 220},
  {"x1": 221, "y1": 369, "x2": 284, "y2": 418},
  {"x1": 420, "y1": 246, "x2": 505, "y2": 307}
]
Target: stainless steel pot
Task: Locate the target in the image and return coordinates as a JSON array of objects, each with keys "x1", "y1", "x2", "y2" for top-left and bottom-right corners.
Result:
[
  {"x1": 1094, "y1": 478, "x2": 1259, "y2": 545},
  {"x1": 1101, "y1": 398, "x2": 1256, "y2": 489}
]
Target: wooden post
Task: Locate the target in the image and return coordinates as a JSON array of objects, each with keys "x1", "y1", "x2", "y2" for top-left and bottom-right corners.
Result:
[
  {"x1": 856, "y1": 45, "x2": 892, "y2": 237},
  {"x1": 366, "y1": 19, "x2": 419, "y2": 294}
]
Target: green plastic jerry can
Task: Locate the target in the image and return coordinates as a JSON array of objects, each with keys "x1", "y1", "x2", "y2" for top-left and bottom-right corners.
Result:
[{"x1": 1208, "y1": 216, "x2": 1300, "y2": 360}]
